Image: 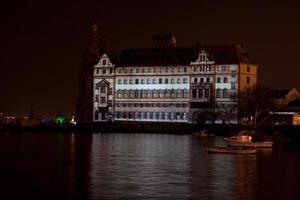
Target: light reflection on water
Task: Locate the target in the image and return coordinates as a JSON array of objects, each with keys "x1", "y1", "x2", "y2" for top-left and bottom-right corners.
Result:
[{"x1": 0, "y1": 132, "x2": 300, "y2": 199}]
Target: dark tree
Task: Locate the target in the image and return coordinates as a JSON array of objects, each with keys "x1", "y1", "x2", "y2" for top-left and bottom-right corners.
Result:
[{"x1": 238, "y1": 84, "x2": 276, "y2": 127}]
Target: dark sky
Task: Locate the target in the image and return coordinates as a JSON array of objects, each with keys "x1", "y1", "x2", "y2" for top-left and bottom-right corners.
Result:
[{"x1": 1, "y1": 0, "x2": 300, "y2": 117}]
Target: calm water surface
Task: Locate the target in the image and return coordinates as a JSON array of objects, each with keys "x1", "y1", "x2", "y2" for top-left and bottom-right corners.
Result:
[{"x1": 0, "y1": 132, "x2": 300, "y2": 200}]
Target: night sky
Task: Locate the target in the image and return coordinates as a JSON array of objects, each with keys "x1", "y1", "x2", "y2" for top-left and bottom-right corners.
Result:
[{"x1": 1, "y1": 0, "x2": 300, "y2": 117}]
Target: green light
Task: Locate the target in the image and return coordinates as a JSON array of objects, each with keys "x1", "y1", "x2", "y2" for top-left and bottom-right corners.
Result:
[{"x1": 55, "y1": 114, "x2": 65, "y2": 125}]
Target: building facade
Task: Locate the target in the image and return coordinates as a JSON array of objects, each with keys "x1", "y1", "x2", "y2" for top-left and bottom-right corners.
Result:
[{"x1": 90, "y1": 43, "x2": 257, "y2": 124}]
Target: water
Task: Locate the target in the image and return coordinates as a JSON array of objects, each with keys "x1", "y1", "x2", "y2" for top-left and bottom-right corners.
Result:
[{"x1": 0, "y1": 132, "x2": 300, "y2": 200}]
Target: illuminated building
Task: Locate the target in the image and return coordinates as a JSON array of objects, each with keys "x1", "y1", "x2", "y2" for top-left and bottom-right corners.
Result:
[{"x1": 78, "y1": 25, "x2": 257, "y2": 124}]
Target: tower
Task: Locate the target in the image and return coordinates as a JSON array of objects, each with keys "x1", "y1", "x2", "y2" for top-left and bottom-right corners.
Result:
[{"x1": 76, "y1": 23, "x2": 103, "y2": 124}]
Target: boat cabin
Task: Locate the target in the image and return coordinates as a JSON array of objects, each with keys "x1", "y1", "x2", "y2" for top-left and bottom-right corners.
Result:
[{"x1": 229, "y1": 135, "x2": 252, "y2": 143}]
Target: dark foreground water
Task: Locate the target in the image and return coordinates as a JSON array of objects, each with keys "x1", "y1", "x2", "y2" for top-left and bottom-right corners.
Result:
[{"x1": 0, "y1": 132, "x2": 300, "y2": 200}]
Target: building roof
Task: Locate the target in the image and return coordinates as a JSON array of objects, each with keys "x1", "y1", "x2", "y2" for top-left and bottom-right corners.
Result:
[
  {"x1": 116, "y1": 44, "x2": 256, "y2": 66},
  {"x1": 286, "y1": 99, "x2": 300, "y2": 107},
  {"x1": 271, "y1": 89, "x2": 291, "y2": 99}
]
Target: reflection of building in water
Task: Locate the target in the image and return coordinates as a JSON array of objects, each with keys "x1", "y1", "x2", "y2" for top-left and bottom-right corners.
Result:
[
  {"x1": 77, "y1": 24, "x2": 258, "y2": 124},
  {"x1": 234, "y1": 155, "x2": 257, "y2": 200},
  {"x1": 89, "y1": 134, "x2": 191, "y2": 199}
]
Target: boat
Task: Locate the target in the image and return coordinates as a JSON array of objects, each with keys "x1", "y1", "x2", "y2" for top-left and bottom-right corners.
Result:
[
  {"x1": 224, "y1": 132, "x2": 273, "y2": 148},
  {"x1": 207, "y1": 146, "x2": 256, "y2": 154},
  {"x1": 192, "y1": 130, "x2": 208, "y2": 137}
]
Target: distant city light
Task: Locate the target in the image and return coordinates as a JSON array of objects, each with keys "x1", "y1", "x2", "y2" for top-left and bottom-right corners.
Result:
[
  {"x1": 55, "y1": 114, "x2": 65, "y2": 125},
  {"x1": 70, "y1": 116, "x2": 77, "y2": 125}
]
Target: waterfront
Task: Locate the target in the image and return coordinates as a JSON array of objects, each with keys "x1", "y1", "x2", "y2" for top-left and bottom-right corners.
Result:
[{"x1": 0, "y1": 132, "x2": 300, "y2": 199}]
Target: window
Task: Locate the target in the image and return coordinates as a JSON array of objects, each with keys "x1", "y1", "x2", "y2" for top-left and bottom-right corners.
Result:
[
  {"x1": 177, "y1": 78, "x2": 181, "y2": 84},
  {"x1": 200, "y1": 78, "x2": 204, "y2": 83},
  {"x1": 247, "y1": 77, "x2": 250, "y2": 84},
  {"x1": 141, "y1": 79, "x2": 145, "y2": 84},
  {"x1": 101, "y1": 86, "x2": 106, "y2": 93},
  {"x1": 124, "y1": 69, "x2": 128, "y2": 73},
  {"x1": 171, "y1": 78, "x2": 174, "y2": 84},
  {"x1": 135, "y1": 79, "x2": 139, "y2": 84},
  {"x1": 124, "y1": 79, "x2": 128, "y2": 84},
  {"x1": 134, "y1": 90, "x2": 139, "y2": 98},
  {"x1": 129, "y1": 90, "x2": 134, "y2": 98},
  {"x1": 100, "y1": 97, "x2": 106, "y2": 104},
  {"x1": 247, "y1": 66, "x2": 250, "y2": 72},
  {"x1": 96, "y1": 69, "x2": 99, "y2": 74},
  {"x1": 217, "y1": 77, "x2": 221, "y2": 83},
  {"x1": 204, "y1": 89, "x2": 209, "y2": 98},
  {"x1": 159, "y1": 78, "x2": 163, "y2": 84},
  {"x1": 231, "y1": 83, "x2": 236, "y2": 90},
  {"x1": 183, "y1": 89, "x2": 189, "y2": 98},
  {"x1": 102, "y1": 69, "x2": 106, "y2": 74},
  {"x1": 130, "y1": 68, "x2": 133, "y2": 73},
  {"x1": 183, "y1": 78, "x2": 187, "y2": 84},
  {"x1": 147, "y1": 78, "x2": 152, "y2": 84},
  {"x1": 135, "y1": 68, "x2": 139, "y2": 73},
  {"x1": 95, "y1": 95, "x2": 98, "y2": 102},
  {"x1": 223, "y1": 89, "x2": 228, "y2": 98},
  {"x1": 194, "y1": 77, "x2": 197, "y2": 83},
  {"x1": 109, "y1": 68, "x2": 113, "y2": 74},
  {"x1": 129, "y1": 79, "x2": 133, "y2": 84},
  {"x1": 153, "y1": 79, "x2": 157, "y2": 84},
  {"x1": 192, "y1": 89, "x2": 197, "y2": 98},
  {"x1": 165, "y1": 78, "x2": 169, "y2": 84},
  {"x1": 216, "y1": 89, "x2": 221, "y2": 98},
  {"x1": 224, "y1": 77, "x2": 228, "y2": 83},
  {"x1": 118, "y1": 68, "x2": 122, "y2": 73},
  {"x1": 206, "y1": 78, "x2": 210, "y2": 83},
  {"x1": 198, "y1": 90, "x2": 203, "y2": 99},
  {"x1": 102, "y1": 59, "x2": 106, "y2": 65},
  {"x1": 184, "y1": 67, "x2": 187, "y2": 72},
  {"x1": 118, "y1": 79, "x2": 122, "y2": 84}
]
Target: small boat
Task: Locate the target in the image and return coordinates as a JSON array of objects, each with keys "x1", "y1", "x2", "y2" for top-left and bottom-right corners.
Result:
[
  {"x1": 224, "y1": 132, "x2": 273, "y2": 148},
  {"x1": 192, "y1": 130, "x2": 208, "y2": 137},
  {"x1": 207, "y1": 146, "x2": 256, "y2": 154}
]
